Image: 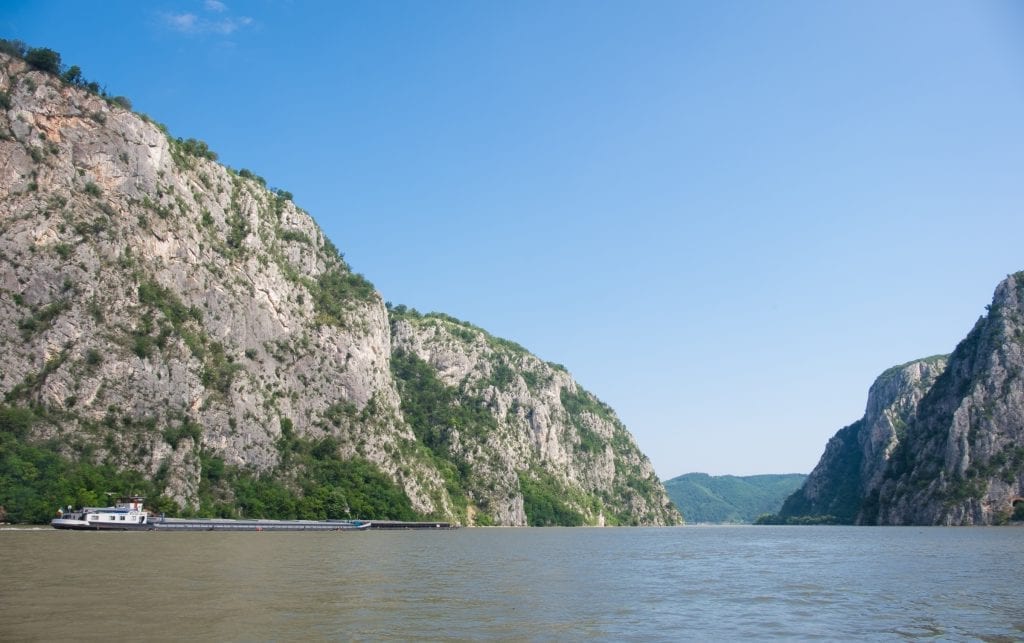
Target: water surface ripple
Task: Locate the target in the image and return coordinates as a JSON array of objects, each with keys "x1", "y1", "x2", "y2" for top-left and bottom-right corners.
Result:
[{"x1": 2, "y1": 526, "x2": 1022, "y2": 640}]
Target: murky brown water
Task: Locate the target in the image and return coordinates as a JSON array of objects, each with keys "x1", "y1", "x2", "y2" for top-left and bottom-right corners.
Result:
[{"x1": 2, "y1": 526, "x2": 1023, "y2": 640}]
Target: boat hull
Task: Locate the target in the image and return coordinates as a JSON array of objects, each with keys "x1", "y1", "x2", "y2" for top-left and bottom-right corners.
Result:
[
  {"x1": 51, "y1": 518, "x2": 155, "y2": 531},
  {"x1": 149, "y1": 518, "x2": 372, "y2": 531}
]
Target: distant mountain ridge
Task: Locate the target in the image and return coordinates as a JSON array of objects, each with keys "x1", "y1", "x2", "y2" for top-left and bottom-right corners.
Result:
[{"x1": 663, "y1": 472, "x2": 806, "y2": 523}]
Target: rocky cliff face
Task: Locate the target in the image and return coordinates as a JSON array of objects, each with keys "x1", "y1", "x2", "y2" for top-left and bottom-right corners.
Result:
[
  {"x1": 0, "y1": 52, "x2": 679, "y2": 526},
  {"x1": 874, "y1": 274, "x2": 1024, "y2": 525},
  {"x1": 391, "y1": 311, "x2": 679, "y2": 525},
  {"x1": 780, "y1": 272, "x2": 1024, "y2": 525},
  {"x1": 778, "y1": 357, "x2": 947, "y2": 523}
]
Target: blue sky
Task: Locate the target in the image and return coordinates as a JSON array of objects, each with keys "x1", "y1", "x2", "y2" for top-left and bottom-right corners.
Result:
[{"x1": 6, "y1": 1, "x2": 1024, "y2": 478}]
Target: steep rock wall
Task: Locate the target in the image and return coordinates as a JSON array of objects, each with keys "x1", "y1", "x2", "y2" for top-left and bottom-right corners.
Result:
[
  {"x1": 875, "y1": 274, "x2": 1024, "y2": 525},
  {"x1": 781, "y1": 272, "x2": 1024, "y2": 525},
  {"x1": 0, "y1": 52, "x2": 679, "y2": 526},
  {"x1": 391, "y1": 312, "x2": 680, "y2": 526},
  {"x1": 778, "y1": 357, "x2": 947, "y2": 523},
  {"x1": 0, "y1": 54, "x2": 448, "y2": 515}
]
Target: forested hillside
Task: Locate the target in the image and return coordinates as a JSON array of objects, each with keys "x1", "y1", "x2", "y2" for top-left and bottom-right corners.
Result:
[{"x1": 663, "y1": 473, "x2": 806, "y2": 523}]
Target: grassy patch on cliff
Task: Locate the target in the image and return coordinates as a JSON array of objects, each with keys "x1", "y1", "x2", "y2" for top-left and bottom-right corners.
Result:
[
  {"x1": 138, "y1": 279, "x2": 202, "y2": 328},
  {"x1": 134, "y1": 278, "x2": 243, "y2": 399},
  {"x1": 391, "y1": 349, "x2": 498, "y2": 445},
  {"x1": 17, "y1": 298, "x2": 71, "y2": 338},
  {"x1": 309, "y1": 268, "x2": 377, "y2": 326},
  {"x1": 198, "y1": 434, "x2": 415, "y2": 521},
  {"x1": 391, "y1": 348, "x2": 500, "y2": 521},
  {"x1": 560, "y1": 387, "x2": 613, "y2": 454},
  {"x1": 387, "y1": 304, "x2": 530, "y2": 356},
  {"x1": 519, "y1": 467, "x2": 586, "y2": 526}
]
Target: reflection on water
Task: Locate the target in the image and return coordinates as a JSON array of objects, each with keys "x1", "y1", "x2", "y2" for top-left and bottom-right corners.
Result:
[{"x1": 2, "y1": 526, "x2": 1023, "y2": 640}]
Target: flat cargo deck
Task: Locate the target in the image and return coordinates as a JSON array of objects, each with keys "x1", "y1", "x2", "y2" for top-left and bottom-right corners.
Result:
[
  {"x1": 151, "y1": 517, "x2": 371, "y2": 531},
  {"x1": 148, "y1": 517, "x2": 455, "y2": 531},
  {"x1": 366, "y1": 520, "x2": 456, "y2": 530}
]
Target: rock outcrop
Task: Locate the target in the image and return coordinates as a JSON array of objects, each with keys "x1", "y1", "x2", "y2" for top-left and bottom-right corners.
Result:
[
  {"x1": 778, "y1": 273, "x2": 1024, "y2": 525},
  {"x1": 874, "y1": 275, "x2": 1024, "y2": 525},
  {"x1": 777, "y1": 356, "x2": 947, "y2": 523},
  {"x1": 391, "y1": 311, "x2": 679, "y2": 525},
  {"x1": 0, "y1": 52, "x2": 680, "y2": 526}
]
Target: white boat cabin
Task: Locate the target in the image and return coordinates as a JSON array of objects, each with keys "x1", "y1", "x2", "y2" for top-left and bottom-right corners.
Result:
[{"x1": 52, "y1": 496, "x2": 151, "y2": 530}]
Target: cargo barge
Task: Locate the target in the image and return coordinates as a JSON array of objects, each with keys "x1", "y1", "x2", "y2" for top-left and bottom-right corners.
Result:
[
  {"x1": 51, "y1": 496, "x2": 453, "y2": 531},
  {"x1": 150, "y1": 516, "x2": 371, "y2": 531},
  {"x1": 150, "y1": 518, "x2": 455, "y2": 530}
]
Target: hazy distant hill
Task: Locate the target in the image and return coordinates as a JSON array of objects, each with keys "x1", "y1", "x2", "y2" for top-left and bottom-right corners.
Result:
[{"x1": 663, "y1": 473, "x2": 807, "y2": 523}]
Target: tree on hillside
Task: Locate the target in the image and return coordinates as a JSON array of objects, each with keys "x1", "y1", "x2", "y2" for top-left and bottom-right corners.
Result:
[
  {"x1": 62, "y1": 65, "x2": 83, "y2": 86},
  {"x1": 0, "y1": 39, "x2": 28, "y2": 59},
  {"x1": 24, "y1": 47, "x2": 61, "y2": 75}
]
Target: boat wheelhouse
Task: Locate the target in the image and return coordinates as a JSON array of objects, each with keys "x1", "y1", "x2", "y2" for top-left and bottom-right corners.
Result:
[{"x1": 51, "y1": 496, "x2": 153, "y2": 530}]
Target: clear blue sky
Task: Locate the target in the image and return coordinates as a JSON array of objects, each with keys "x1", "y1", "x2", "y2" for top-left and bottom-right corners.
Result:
[{"x1": 6, "y1": 1, "x2": 1023, "y2": 478}]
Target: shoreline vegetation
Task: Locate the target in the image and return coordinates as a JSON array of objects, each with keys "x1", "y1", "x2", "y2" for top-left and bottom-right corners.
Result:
[{"x1": 0, "y1": 404, "x2": 416, "y2": 525}]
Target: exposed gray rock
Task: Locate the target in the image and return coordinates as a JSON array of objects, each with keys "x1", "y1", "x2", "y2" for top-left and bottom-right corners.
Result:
[
  {"x1": 858, "y1": 357, "x2": 949, "y2": 499},
  {"x1": 392, "y1": 314, "x2": 679, "y2": 525},
  {"x1": 779, "y1": 356, "x2": 946, "y2": 523},
  {"x1": 0, "y1": 53, "x2": 679, "y2": 526},
  {"x1": 875, "y1": 274, "x2": 1024, "y2": 525},
  {"x1": 781, "y1": 272, "x2": 1024, "y2": 525}
]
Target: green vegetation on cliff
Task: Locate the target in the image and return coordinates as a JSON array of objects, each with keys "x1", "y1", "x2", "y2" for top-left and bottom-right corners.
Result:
[
  {"x1": 0, "y1": 405, "x2": 176, "y2": 522},
  {"x1": 775, "y1": 421, "x2": 865, "y2": 524},
  {"x1": 0, "y1": 38, "x2": 130, "y2": 108},
  {"x1": 391, "y1": 348, "x2": 497, "y2": 522},
  {"x1": 0, "y1": 405, "x2": 415, "y2": 523},
  {"x1": 520, "y1": 467, "x2": 586, "y2": 526},
  {"x1": 388, "y1": 313, "x2": 677, "y2": 527}
]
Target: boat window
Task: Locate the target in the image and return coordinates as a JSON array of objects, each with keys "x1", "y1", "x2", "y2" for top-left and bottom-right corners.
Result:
[{"x1": 120, "y1": 516, "x2": 125, "y2": 520}]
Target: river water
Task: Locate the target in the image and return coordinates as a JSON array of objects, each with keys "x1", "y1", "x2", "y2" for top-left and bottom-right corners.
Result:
[{"x1": 2, "y1": 526, "x2": 1022, "y2": 640}]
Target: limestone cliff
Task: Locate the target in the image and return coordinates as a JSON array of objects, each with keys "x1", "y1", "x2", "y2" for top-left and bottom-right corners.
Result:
[
  {"x1": 874, "y1": 274, "x2": 1024, "y2": 525},
  {"x1": 391, "y1": 310, "x2": 679, "y2": 525},
  {"x1": 777, "y1": 356, "x2": 947, "y2": 523},
  {"x1": 0, "y1": 51, "x2": 679, "y2": 526},
  {"x1": 778, "y1": 272, "x2": 1024, "y2": 525}
]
